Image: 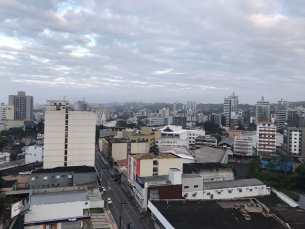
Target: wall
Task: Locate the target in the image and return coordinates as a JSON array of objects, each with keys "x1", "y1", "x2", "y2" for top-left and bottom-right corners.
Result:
[
  {"x1": 24, "y1": 201, "x2": 89, "y2": 224},
  {"x1": 182, "y1": 176, "x2": 202, "y2": 192},
  {"x1": 30, "y1": 172, "x2": 72, "y2": 189},
  {"x1": 3, "y1": 174, "x2": 30, "y2": 190},
  {"x1": 182, "y1": 185, "x2": 270, "y2": 200},
  {"x1": 271, "y1": 188, "x2": 299, "y2": 207},
  {"x1": 158, "y1": 158, "x2": 183, "y2": 175},
  {"x1": 130, "y1": 142, "x2": 149, "y2": 155},
  {"x1": 112, "y1": 143, "x2": 127, "y2": 161},
  {"x1": 25, "y1": 146, "x2": 44, "y2": 164},
  {"x1": 199, "y1": 169, "x2": 234, "y2": 182},
  {"x1": 73, "y1": 172, "x2": 97, "y2": 185}
]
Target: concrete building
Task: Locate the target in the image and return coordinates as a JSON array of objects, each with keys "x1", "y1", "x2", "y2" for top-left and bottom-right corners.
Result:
[
  {"x1": 183, "y1": 101, "x2": 197, "y2": 111},
  {"x1": 224, "y1": 92, "x2": 239, "y2": 127},
  {"x1": 277, "y1": 99, "x2": 289, "y2": 130},
  {"x1": 24, "y1": 188, "x2": 91, "y2": 228},
  {"x1": 173, "y1": 102, "x2": 183, "y2": 112},
  {"x1": 91, "y1": 104, "x2": 107, "y2": 125},
  {"x1": 256, "y1": 122, "x2": 276, "y2": 155},
  {"x1": 158, "y1": 146, "x2": 196, "y2": 163},
  {"x1": 195, "y1": 135, "x2": 217, "y2": 148},
  {"x1": 43, "y1": 100, "x2": 96, "y2": 168},
  {"x1": 234, "y1": 135, "x2": 253, "y2": 156},
  {"x1": 156, "y1": 138, "x2": 189, "y2": 149},
  {"x1": 0, "y1": 104, "x2": 14, "y2": 120},
  {"x1": 226, "y1": 129, "x2": 244, "y2": 138},
  {"x1": 102, "y1": 137, "x2": 149, "y2": 162},
  {"x1": 30, "y1": 166, "x2": 97, "y2": 189},
  {"x1": 74, "y1": 100, "x2": 90, "y2": 111},
  {"x1": 129, "y1": 127, "x2": 161, "y2": 150},
  {"x1": 183, "y1": 163, "x2": 234, "y2": 182},
  {"x1": 195, "y1": 146, "x2": 229, "y2": 164},
  {"x1": 255, "y1": 97, "x2": 270, "y2": 124},
  {"x1": 182, "y1": 179, "x2": 270, "y2": 200},
  {"x1": 147, "y1": 117, "x2": 165, "y2": 126},
  {"x1": 25, "y1": 145, "x2": 44, "y2": 164},
  {"x1": 8, "y1": 91, "x2": 33, "y2": 120},
  {"x1": 283, "y1": 117, "x2": 305, "y2": 156},
  {"x1": 159, "y1": 108, "x2": 170, "y2": 117},
  {"x1": 128, "y1": 153, "x2": 183, "y2": 182},
  {"x1": 173, "y1": 116, "x2": 187, "y2": 129}
]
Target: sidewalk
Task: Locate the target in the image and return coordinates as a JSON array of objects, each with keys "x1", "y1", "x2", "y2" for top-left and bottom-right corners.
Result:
[{"x1": 105, "y1": 209, "x2": 118, "y2": 229}]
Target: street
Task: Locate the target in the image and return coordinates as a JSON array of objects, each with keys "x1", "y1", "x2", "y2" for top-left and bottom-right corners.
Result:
[{"x1": 95, "y1": 153, "x2": 145, "y2": 229}]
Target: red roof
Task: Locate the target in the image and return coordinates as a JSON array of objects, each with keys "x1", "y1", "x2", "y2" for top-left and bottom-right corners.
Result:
[{"x1": 118, "y1": 159, "x2": 128, "y2": 166}]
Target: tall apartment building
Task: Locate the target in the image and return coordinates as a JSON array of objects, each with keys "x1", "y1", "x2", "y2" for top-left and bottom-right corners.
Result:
[
  {"x1": 173, "y1": 102, "x2": 183, "y2": 112},
  {"x1": 173, "y1": 116, "x2": 187, "y2": 129},
  {"x1": 0, "y1": 104, "x2": 14, "y2": 120},
  {"x1": 43, "y1": 100, "x2": 96, "y2": 169},
  {"x1": 277, "y1": 99, "x2": 289, "y2": 130},
  {"x1": 8, "y1": 91, "x2": 33, "y2": 120},
  {"x1": 91, "y1": 104, "x2": 107, "y2": 125},
  {"x1": 74, "y1": 100, "x2": 90, "y2": 111},
  {"x1": 183, "y1": 101, "x2": 197, "y2": 111},
  {"x1": 283, "y1": 117, "x2": 305, "y2": 157},
  {"x1": 159, "y1": 108, "x2": 170, "y2": 117},
  {"x1": 224, "y1": 92, "x2": 239, "y2": 127},
  {"x1": 234, "y1": 135, "x2": 253, "y2": 156},
  {"x1": 256, "y1": 122, "x2": 276, "y2": 155},
  {"x1": 255, "y1": 97, "x2": 270, "y2": 124}
]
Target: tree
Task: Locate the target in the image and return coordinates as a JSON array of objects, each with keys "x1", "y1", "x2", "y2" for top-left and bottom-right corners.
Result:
[
  {"x1": 247, "y1": 123, "x2": 257, "y2": 131},
  {"x1": 248, "y1": 158, "x2": 262, "y2": 177},
  {"x1": 37, "y1": 120, "x2": 44, "y2": 133},
  {"x1": 116, "y1": 120, "x2": 127, "y2": 127},
  {"x1": 294, "y1": 163, "x2": 305, "y2": 191}
]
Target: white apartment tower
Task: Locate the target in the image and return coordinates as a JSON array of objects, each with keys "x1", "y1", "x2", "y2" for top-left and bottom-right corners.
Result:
[
  {"x1": 277, "y1": 99, "x2": 289, "y2": 130},
  {"x1": 255, "y1": 97, "x2": 270, "y2": 124},
  {"x1": 44, "y1": 100, "x2": 96, "y2": 169},
  {"x1": 91, "y1": 104, "x2": 107, "y2": 125},
  {"x1": 256, "y1": 122, "x2": 276, "y2": 155},
  {"x1": 224, "y1": 92, "x2": 239, "y2": 127}
]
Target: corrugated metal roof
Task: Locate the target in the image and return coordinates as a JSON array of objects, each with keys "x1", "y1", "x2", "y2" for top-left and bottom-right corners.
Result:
[
  {"x1": 31, "y1": 190, "x2": 87, "y2": 205},
  {"x1": 203, "y1": 179, "x2": 265, "y2": 190}
]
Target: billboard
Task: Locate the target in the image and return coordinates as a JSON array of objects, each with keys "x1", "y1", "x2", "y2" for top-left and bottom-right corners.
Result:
[
  {"x1": 136, "y1": 175, "x2": 145, "y2": 188},
  {"x1": 11, "y1": 197, "x2": 30, "y2": 218}
]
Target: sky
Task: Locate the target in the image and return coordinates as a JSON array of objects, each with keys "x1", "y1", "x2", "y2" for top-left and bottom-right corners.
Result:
[{"x1": 0, "y1": 0, "x2": 305, "y2": 105}]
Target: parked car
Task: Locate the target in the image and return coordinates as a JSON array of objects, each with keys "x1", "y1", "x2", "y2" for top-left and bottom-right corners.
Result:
[
  {"x1": 107, "y1": 198, "x2": 113, "y2": 205},
  {"x1": 127, "y1": 223, "x2": 135, "y2": 229},
  {"x1": 101, "y1": 186, "x2": 106, "y2": 192}
]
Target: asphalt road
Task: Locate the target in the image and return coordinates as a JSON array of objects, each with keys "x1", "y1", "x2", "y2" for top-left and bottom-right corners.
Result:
[{"x1": 95, "y1": 153, "x2": 145, "y2": 229}]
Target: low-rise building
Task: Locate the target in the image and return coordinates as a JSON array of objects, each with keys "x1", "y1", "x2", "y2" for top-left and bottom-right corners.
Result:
[
  {"x1": 147, "y1": 117, "x2": 165, "y2": 126},
  {"x1": 156, "y1": 138, "x2": 189, "y2": 149},
  {"x1": 158, "y1": 146, "x2": 195, "y2": 163},
  {"x1": 195, "y1": 146, "x2": 229, "y2": 164},
  {"x1": 102, "y1": 137, "x2": 149, "y2": 162},
  {"x1": 129, "y1": 127, "x2": 161, "y2": 150},
  {"x1": 234, "y1": 135, "x2": 253, "y2": 156},
  {"x1": 183, "y1": 163, "x2": 234, "y2": 182},
  {"x1": 195, "y1": 135, "x2": 217, "y2": 148},
  {"x1": 30, "y1": 166, "x2": 97, "y2": 189},
  {"x1": 226, "y1": 129, "x2": 245, "y2": 138},
  {"x1": 25, "y1": 145, "x2": 44, "y2": 164}
]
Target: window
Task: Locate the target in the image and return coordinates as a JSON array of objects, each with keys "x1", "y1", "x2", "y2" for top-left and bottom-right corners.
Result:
[
  {"x1": 44, "y1": 176, "x2": 48, "y2": 180},
  {"x1": 194, "y1": 185, "x2": 199, "y2": 188},
  {"x1": 68, "y1": 175, "x2": 72, "y2": 178},
  {"x1": 52, "y1": 184, "x2": 54, "y2": 187},
  {"x1": 153, "y1": 160, "x2": 158, "y2": 165},
  {"x1": 184, "y1": 186, "x2": 189, "y2": 189},
  {"x1": 32, "y1": 185, "x2": 35, "y2": 188},
  {"x1": 51, "y1": 176, "x2": 54, "y2": 178},
  {"x1": 239, "y1": 189, "x2": 242, "y2": 192},
  {"x1": 42, "y1": 185, "x2": 45, "y2": 188},
  {"x1": 153, "y1": 167, "x2": 158, "y2": 172},
  {"x1": 249, "y1": 189, "x2": 252, "y2": 192},
  {"x1": 150, "y1": 189, "x2": 160, "y2": 200},
  {"x1": 31, "y1": 177, "x2": 35, "y2": 181},
  {"x1": 56, "y1": 176, "x2": 60, "y2": 179},
  {"x1": 207, "y1": 192, "x2": 210, "y2": 195},
  {"x1": 61, "y1": 175, "x2": 66, "y2": 178}
]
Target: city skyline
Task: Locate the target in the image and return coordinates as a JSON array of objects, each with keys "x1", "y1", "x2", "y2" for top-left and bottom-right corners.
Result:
[{"x1": 1, "y1": 1, "x2": 305, "y2": 103}]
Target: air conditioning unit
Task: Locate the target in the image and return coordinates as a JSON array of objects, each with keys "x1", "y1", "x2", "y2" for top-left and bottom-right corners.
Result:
[{"x1": 193, "y1": 193, "x2": 197, "y2": 197}]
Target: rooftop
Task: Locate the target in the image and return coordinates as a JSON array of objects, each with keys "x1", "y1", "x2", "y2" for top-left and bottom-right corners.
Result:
[
  {"x1": 158, "y1": 146, "x2": 194, "y2": 160},
  {"x1": 182, "y1": 173, "x2": 201, "y2": 178},
  {"x1": 31, "y1": 165, "x2": 96, "y2": 174},
  {"x1": 130, "y1": 153, "x2": 179, "y2": 160},
  {"x1": 149, "y1": 199, "x2": 287, "y2": 229},
  {"x1": 31, "y1": 190, "x2": 87, "y2": 205},
  {"x1": 203, "y1": 179, "x2": 265, "y2": 190},
  {"x1": 195, "y1": 146, "x2": 227, "y2": 163},
  {"x1": 117, "y1": 158, "x2": 128, "y2": 166},
  {"x1": 218, "y1": 137, "x2": 234, "y2": 146},
  {"x1": 227, "y1": 130, "x2": 244, "y2": 132},
  {"x1": 183, "y1": 163, "x2": 227, "y2": 174},
  {"x1": 142, "y1": 175, "x2": 169, "y2": 183},
  {"x1": 1, "y1": 162, "x2": 43, "y2": 176}
]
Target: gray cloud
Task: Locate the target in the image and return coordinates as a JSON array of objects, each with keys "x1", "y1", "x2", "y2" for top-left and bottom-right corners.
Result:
[{"x1": 0, "y1": 0, "x2": 305, "y2": 104}]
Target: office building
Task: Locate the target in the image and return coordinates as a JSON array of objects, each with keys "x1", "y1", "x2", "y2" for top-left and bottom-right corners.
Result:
[
  {"x1": 277, "y1": 99, "x2": 289, "y2": 130},
  {"x1": 8, "y1": 91, "x2": 33, "y2": 120},
  {"x1": 147, "y1": 117, "x2": 165, "y2": 126},
  {"x1": 224, "y1": 92, "x2": 239, "y2": 127},
  {"x1": 43, "y1": 100, "x2": 96, "y2": 169},
  {"x1": 173, "y1": 116, "x2": 187, "y2": 129},
  {"x1": 256, "y1": 122, "x2": 276, "y2": 155},
  {"x1": 255, "y1": 97, "x2": 270, "y2": 124},
  {"x1": 91, "y1": 104, "x2": 107, "y2": 125}
]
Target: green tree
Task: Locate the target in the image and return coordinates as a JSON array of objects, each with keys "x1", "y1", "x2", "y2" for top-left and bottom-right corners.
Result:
[
  {"x1": 294, "y1": 163, "x2": 305, "y2": 191},
  {"x1": 116, "y1": 120, "x2": 127, "y2": 127},
  {"x1": 247, "y1": 123, "x2": 257, "y2": 131},
  {"x1": 248, "y1": 158, "x2": 262, "y2": 177},
  {"x1": 37, "y1": 120, "x2": 44, "y2": 133}
]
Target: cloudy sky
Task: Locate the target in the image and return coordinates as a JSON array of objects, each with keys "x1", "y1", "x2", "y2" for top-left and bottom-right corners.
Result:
[{"x1": 0, "y1": 0, "x2": 304, "y2": 104}]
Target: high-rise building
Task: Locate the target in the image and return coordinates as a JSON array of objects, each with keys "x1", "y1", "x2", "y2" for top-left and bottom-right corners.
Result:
[
  {"x1": 8, "y1": 91, "x2": 33, "y2": 120},
  {"x1": 91, "y1": 104, "x2": 107, "y2": 125},
  {"x1": 43, "y1": 100, "x2": 96, "y2": 169},
  {"x1": 173, "y1": 102, "x2": 183, "y2": 112},
  {"x1": 183, "y1": 101, "x2": 197, "y2": 111},
  {"x1": 0, "y1": 104, "x2": 14, "y2": 120},
  {"x1": 277, "y1": 99, "x2": 289, "y2": 130},
  {"x1": 255, "y1": 97, "x2": 270, "y2": 124},
  {"x1": 224, "y1": 92, "x2": 239, "y2": 127},
  {"x1": 283, "y1": 117, "x2": 305, "y2": 157},
  {"x1": 74, "y1": 100, "x2": 90, "y2": 111},
  {"x1": 256, "y1": 122, "x2": 276, "y2": 155},
  {"x1": 173, "y1": 116, "x2": 187, "y2": 129}
]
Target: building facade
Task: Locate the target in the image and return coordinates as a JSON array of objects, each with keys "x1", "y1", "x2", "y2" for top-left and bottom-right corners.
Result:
[
  {"x1": 195, "y1": 135, "x2": 217, "y2": 148},
  {"x1": 173, "y1": 116, "x2": 187, "y2": 129},
  {"x1": 256, "y1": 122, "x2": 276, "y2": 155},
  {"x1": 91, "y1": 104, "x2": 107, "y2": 125},
  {"x1": 0, "y1": 104, "x2": 14, "y2": 120},
  {"x1": 277, "y1": 99, "x2": 289, "y2": 130},
  {"x1": 8, "y1": 91, "x2": 33, "y2": 120},
  {"x1": 25, "y1": 145, "x2": 44, "y2": 164},
  {"x1": 255, "y1": 97, "x2": 270, "y2": 124},
  {"x1": 43, "y1": 100, "x2": 96, "y2": 168},
  {"x1": 224, "y1": 92, "x2": 239, "y2": 127},
  {"x1": 234, "y1": 135, "x2": 253, "y2": 156}
]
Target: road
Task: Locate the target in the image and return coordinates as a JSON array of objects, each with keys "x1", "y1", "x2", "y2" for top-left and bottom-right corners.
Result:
[{"x1": 95, "y1": 153, "x2": 145, "y2": 229}]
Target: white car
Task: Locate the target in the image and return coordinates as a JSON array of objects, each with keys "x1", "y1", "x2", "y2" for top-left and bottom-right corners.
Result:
[
  {"x1": 101, "y1": 187, "x2": 106, "y2": 192},
  {"x1": 107, "y1": 198, "x2": 113, "y2": 205}
]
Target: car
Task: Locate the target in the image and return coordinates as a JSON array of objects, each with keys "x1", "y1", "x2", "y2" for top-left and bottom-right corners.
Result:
[
  {"x1": 107, "y1": 198, "x2": 113, "y2": 205},
  {"x1": 127, "y1": 223, "x2": 135, "y2": 229},
  {"x1": 101, "y1": 186, "x2": 106, "y2": 192}
]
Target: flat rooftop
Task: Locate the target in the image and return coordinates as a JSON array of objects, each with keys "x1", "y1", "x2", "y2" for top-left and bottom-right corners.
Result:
[
  {"x1": 203, "y1": 179, "x2": 265, "y2": 190},
  {"x1": 31, "y1": 190, "x2": 87, "y2": 205},
  {"x1": 130, "y1": 153, "x2": 179, "y2": 160},
  {"x1": 183, "y1": 163, "x2": 227, "y2": 173},
  {"x1": 31, "y1": 165, "x2": 96, "y2": 174},
  {"x1": 149, "y1": 199, "x2": 287, "y2": 229}
]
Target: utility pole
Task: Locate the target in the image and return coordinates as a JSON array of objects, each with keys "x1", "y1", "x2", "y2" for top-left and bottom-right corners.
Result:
[{"x1": 119, "y1": 202, "x2": 128, "y2": 229}]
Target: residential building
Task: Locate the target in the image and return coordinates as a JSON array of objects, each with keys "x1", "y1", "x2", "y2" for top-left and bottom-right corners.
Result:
[
  {"x1": 156, "y1": 138, "x2": 189, "y2": 149},
  {"x1": 277, "y1": 99, "x2": 289, "y2": 130},
  {"x1": 25, "y1": 145, "x2": 44, "y2": 164},
  {"x1": 0, "y1": 104, "x2": 14, "y2": 120},
  {"x1": 159, "y1": 108, "x2": 170, "y2": 117},
  {"x1": 183, "y1": 163, "x2": 234, "y2": 182},
  {"x1": 43, "y1": 100, "x2": 96, "y2": 168},
  {"x1": 129, "y1": 127, "x2": 161, "y2": 150},
  {"x1": 8, "y1": 91, "x2": 33, "y2": 120},
  {"x1": 218, "y1": 137, "x2": 234, "y2": 149},
  {"x1": 283, "y1": 117, "x2": 305, "y2": 156},
  {"x1": 234, "y1": 135, "x2": 253, "y2": 156},
  {"x1": 195, "y1": 146, "x2": 229, "y2": 163},
  {"x1": 173, "y1": 116, "x2": 187, "y2": 129},
  {"x1": 74, "y1": 100, "x2": 90, "y2": 111},
  {"x1": 195, "y1": 135, "x2": 217, "y2": 148},
  {"x1": 255, "y1": 96, "x2": 270, "y2": 124},
  {"x1": 102, "y1": 137, "x2": 149, "y2": 162},
  {"x1": 173, "y1": 102, "x2": 183, "y2": 112},
  {"x1": 224, "y1": 92, "x2": 239, "y2": 127},
  {"x1": 256, "y1": 122, "x2": 276, "y2": 155},
  {"x1": 226, "y1": 129, "x2": 244, "y2": 138},
  {"x1": 24, "y1": 188, "x2": 92, "y2": 228},
  {"x1": 183, "y1": 101, "x2": 197, "y2": 111},
  {"x1": 91, "y1": 104, "x2": 107, "y2": 125},
  {"x1": 128, "y1": 153, "x2": 183, "y2": 182},
  {"x1": 158, "y1": 146, "x2": 196, "y2": 163},
  {"x1": 30, "y1": 166, "x2": 97, "y2": 189},
  {"x1": 147, "y1": 117, "x2": 165, "y2": 126}
]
